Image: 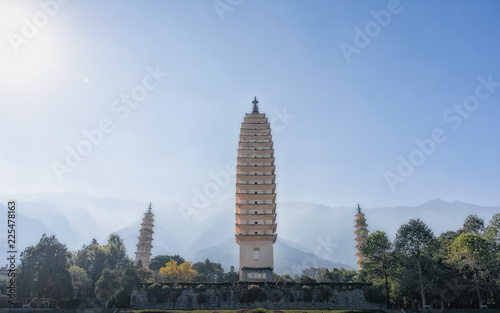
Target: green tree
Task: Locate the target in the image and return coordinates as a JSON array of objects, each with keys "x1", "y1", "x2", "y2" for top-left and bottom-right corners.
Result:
[
  {"x1": 298, "y1": 274, "x2": 316, "y2": 283},
  {"x1": 302, "y1": 267, "x2": 324, "y2": 281},
  {"x1": 149, "y1": 255, "x2": 185, "y2": 271},
  {"x1": 362, "y1": 230, "x2": 393, "y2": 308},
  {"x1": 387, "y1": 254, "x2": 421, "y2": 307},
  {"x1": 135, "y1": 267, "x2": 155, "y2": 283},
  {"x1": 74, "y1": 235, "x2": 130, "y2": 289},
  {"x1": 16, "y1": 251, "x2": 36, "y2": 303},
  {"x1": 435, "y1": 231, "x2": 460, "y2": 260},
  {"x1": 395, "y1": 219, "x2": 435, "y2": 307},
  {"x1": 483, "y1": 213, "x2": 500, "y2": 302},
  {"x1": 68, "y1": 265, "x2": 91, "y2": 299},
  {"x1": 223, "y1": 265, "x2": 239, "y2": 281},
  {"x1": 279, "y1": 274, "x2": 294, "y2": 282},
  {"x1": 461, "y1": 214, "x2": 485, "y2": 235},
  {"x1": 484, "y1": 213, "x2": 500, "y2": 244},
  {"x1": 105, "y1": 233, "x2": 130, "y2": 271},
  {"x1": 95, "y1": 268, "x2": 122, "y2": 308},
  {"x1": 17, "y1": 234, "x2": 73, "y2": 308},
  {"x1": 317, "y1": 268, "x2": 332, "y2": 282},
  {"x1": 192, "y1": 259, "x2": 224, "y2": 282},
  {"x1": 47, "y1": 270, "x2": 73, "y2": 306},
  {"x1": 74, "y1": 239, "x2": 108, "y2": 287},
  {"x1": 318, "y1": 267, "x2": 358, "y2": 283},
  {"x1": 115, "y1": 268, "x2": 142, "y2": 307},
  {"x1": 447, "y1": 233, "x2": 490, "y2": 306},
  {"x1": 332, "y1": 267, "x2": 357, "y2": 283},
  {"x1": 73, "y1": 246, "x2": 91, "y2": 271}
]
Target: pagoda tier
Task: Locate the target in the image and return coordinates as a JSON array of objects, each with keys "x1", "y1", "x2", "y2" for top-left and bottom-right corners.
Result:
[
  {"x1": 236, "y1": 98, "x2": 277, "y2": 281},
  {"x1": 236, "y1": 203, "x2": 276, "y2": 215},
  {"x1": 236, "y1": 184, "x2": 276, "y2": 193},
  {"x1": 354, "y1": 204, "x2": 369, "y2": 271},
  {"x1": 236, "y1": 213, "x2": 277, "y2": 223},
  {"x1": 235, "y1": 233, "x2": 277, "y2": 244},
  {"x1": 135, "y1": 204, "x2": 154, "y2": 269}
]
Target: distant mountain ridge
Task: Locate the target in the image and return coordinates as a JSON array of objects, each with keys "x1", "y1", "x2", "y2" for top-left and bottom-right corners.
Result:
[{"x1": 0, "y1": 193, "x2": 498, "y2": 272}]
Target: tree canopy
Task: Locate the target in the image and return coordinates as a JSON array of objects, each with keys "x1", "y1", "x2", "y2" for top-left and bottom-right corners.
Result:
[
  {"x1": 158, "y1": 260, "x2": 196, "y2": 282},
  {"x1": 461, "y1": 214, "x2": 485, "y2": 235},
  {"x1": 192, "y1": 259, "x2": 224, "y2": 282},
  {"x1": 17, "y1": 234, "x2": 73, "y2": 307}
]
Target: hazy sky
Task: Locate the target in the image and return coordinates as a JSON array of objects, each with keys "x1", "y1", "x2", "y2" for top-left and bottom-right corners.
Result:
[{"x1": 1, "y1": 0, "x2": 499, "y2": 209}]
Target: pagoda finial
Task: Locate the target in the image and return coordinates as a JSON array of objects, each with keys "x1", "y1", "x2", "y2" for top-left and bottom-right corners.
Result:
[
  {"x1": 148, "y1": 203, "x2": 152, "y2": 213},
  {"x1": 357, "y1": 204, "x2": 361, "y2": 213},
  {"x1": 251, "y1": 96, "x2": 259, "y2": 114}
]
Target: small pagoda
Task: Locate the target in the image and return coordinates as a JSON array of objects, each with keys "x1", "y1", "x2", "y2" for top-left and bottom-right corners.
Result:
[
  {"x1": 354, "y1": 204, "x2": 369, "y2": 271},
  {"x1": 135, "y1": 203, "x2": 155, "y2": 268}
]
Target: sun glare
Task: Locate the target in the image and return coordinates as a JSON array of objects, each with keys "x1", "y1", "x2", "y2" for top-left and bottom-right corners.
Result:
[{"x1": 0, "y1": 1, "x2": 60, "y2": 92}]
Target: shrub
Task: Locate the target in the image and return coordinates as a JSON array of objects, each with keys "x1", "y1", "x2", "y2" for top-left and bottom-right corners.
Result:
[
  {"x1": 195, "y1": 284, "x2": 206, "y2": 293},
  {"x1": 221, "y1": 288, "x2": 230, "y2": 302},
  {"x1": 248, "y1": 284, "x2": 267, "y2": 302},
  {"x1": 363, "y1": 285, "x2": 385, "y2": 304},
  {"x1": 170, "y1": 287, "x2": 183, "y2": 303},
  {"x1": 302, "y1": 285, "x2": 312, "y2": 302},
  {"x1": 239, "y1": 285, "x2": 267, "y2": 303},
  {"x1": 196, "y1": 293, "x2": 207, "y2": 304},
  {"x1": 115, "y1": 289, "x2": 131, "y2": 308},
  {"x1": 148, "y1": 283, "x2": 163, "y2": 302},
  {"x1": 316, "y1": 285, "x2": 332, "y2": 302},
  {"x1": 247, "y1": 308, "x2": 272, "y2": 313},
  {"x1": 271, "y1": 290, "x2": 281, "y2": 302},
  {"x1": 158, "y1": 285, "x2": 170, "y2": 303}
]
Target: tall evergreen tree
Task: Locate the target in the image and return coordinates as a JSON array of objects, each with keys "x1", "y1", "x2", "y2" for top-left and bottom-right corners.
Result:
[
  {"x1": 105, "y1": 233, "x2": 130, "y2": 270},
  {"x1": 484, "y1": 213, "x2": 500, "y2": 244},
  {"x1": 395, "y1": 219, "x2": 435, "y2": 307},
  {"x1": 362, "y1": 230, "x2": 393, "y2": 308}
]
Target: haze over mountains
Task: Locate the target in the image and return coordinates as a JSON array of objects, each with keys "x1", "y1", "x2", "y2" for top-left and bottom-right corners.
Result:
[{"x1": 0, "y1": 192, "x2": 498, "y2": 275}]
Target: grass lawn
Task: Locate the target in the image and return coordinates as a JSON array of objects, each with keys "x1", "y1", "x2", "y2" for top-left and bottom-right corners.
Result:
[
  {"x1": 124, "y1": 310, "x2": 384, "y2": 313},
  {"x1": 125, "y1": 310, "x2": 500, "y2": 313}
]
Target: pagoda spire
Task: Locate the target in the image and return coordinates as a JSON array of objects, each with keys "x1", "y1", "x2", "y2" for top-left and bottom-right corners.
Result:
[
  {"x1": 135, "y1": 203, "x2": 155, "y2": 268},
  {"x1": 251, "y1": 96, "x2": 259, "y2": 114}
]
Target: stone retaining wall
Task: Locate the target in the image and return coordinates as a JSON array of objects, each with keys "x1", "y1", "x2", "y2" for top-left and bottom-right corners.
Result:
[{"x1": 130, "y1": 282, "x2": 385, "y2": 310}]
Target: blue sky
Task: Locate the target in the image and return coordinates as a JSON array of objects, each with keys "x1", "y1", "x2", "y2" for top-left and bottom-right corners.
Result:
[{"x1": 1, "y1": 0, "x2": 499, "y2": 209}]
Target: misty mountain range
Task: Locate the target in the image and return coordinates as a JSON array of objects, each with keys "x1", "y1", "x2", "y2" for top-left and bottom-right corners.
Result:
[{"x1": 0, "y1": 192, "x2": 498, "y2": 275}]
